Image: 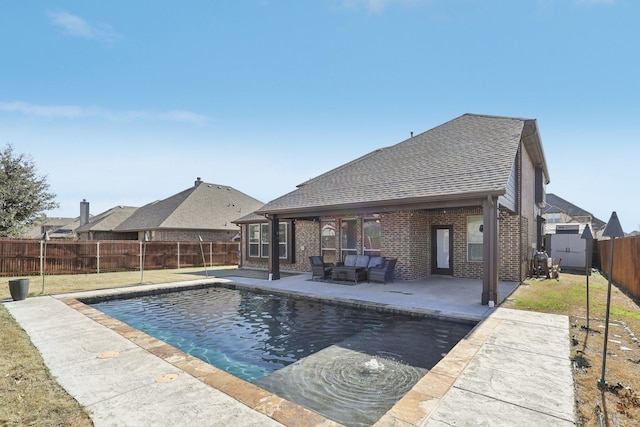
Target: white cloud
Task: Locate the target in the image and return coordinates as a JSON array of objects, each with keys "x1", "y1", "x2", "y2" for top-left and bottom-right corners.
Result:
[
  {"x1": 0, "y1": 101, "x2": 85, "y2": 118},
  {"x1": 48, "y1": 11, "x2": 121, "y2": 44},
  {"x1": 0, "y1": 101, "x2": 209, "y2": 125}
]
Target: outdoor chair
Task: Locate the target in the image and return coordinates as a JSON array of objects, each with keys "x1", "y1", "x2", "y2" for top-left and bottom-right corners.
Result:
[
  {"x1": 331, "y1": 254, "x2": 370, "y2": 283},
  {"x1": 309, "y1": 256, "x2": 334, "y2": 280},
  {"x1": 368, "y1": 258, "x2": 397, "y2": 284}
]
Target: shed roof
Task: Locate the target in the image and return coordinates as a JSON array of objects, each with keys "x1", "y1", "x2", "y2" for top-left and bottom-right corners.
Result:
[{"x1": 257, "y1": 113, "x2": 547, "y2": 216}]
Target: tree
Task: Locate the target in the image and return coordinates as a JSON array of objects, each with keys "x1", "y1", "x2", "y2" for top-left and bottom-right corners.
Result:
[{"x1": 0, "y1": 144, "x2": 59, "y2": 237}]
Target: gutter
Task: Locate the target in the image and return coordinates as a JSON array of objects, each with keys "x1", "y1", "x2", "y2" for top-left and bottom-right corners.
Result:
[{"x1": 256, "y1": 189, "x2": 507, "y2": 217}]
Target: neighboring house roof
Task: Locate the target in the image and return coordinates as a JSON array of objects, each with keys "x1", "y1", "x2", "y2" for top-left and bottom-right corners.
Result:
[
  {"x1": 257, "y1": 113, "x2": 548, "y2": 216},
  {"x1": 542, "y1": 193, "x2": 606, "y2": 230},
  {"x1": 24, "y1": 217, "x2": 75, "y2": 239},
  {"x1": 75, "y1": 206, "x2": 139, "y2": 233},
  {"x1": 115, "y1": 180, "x2": 263, "y2": 232}
]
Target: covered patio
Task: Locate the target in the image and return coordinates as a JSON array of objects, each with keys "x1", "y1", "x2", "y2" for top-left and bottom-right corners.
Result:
[{"x1": 224, "y1": 272, "x2": 521, "y2": 323}]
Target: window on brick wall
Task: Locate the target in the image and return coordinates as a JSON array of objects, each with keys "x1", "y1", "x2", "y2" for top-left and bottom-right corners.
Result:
[
  {"x1": 467, "y1": 215, "x2": 483, "y2": 262},
  {"x1": 363, "y1": 218, "x2": 381, "y2": 256},
  {"x1": 340, "y1": 219, "x2": 357, "y2": 261},
  {"x1": 321, "y1": 220, "x2": 336, "y2": 261},
  {"x1": 247, "y1": 222, "x2": 288, "y2": 259}
]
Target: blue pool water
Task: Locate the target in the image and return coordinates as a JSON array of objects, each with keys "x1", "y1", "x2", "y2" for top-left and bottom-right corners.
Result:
[{"x1": 89, "y1": 286, "x2": 473, "y2": 426}]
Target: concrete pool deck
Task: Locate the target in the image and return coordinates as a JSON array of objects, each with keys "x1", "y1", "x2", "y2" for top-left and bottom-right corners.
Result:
[{"x1": 4, "y1": 273, "x2": 576, "y2": 426}]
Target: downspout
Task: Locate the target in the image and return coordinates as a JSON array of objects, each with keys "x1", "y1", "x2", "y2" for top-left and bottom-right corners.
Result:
[
  {"x1": 264, "y1": 213, "x2": 281, "y2": 280},
  {"x1": 519, "y1": 140, "x2": 524, "y2": 281}
]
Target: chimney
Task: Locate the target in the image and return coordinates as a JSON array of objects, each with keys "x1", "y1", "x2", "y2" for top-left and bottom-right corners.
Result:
[
  {"x1": 80, "y1": 199, "x2": 90, "y2": 226},
  {"x1": 194, "y1": 177, "x2": 203, "y2": 186}
]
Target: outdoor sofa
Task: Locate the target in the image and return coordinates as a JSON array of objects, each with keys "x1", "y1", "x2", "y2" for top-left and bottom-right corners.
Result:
[{"x1": 331, "y1": 255, "x2": 387, "y2": 284}]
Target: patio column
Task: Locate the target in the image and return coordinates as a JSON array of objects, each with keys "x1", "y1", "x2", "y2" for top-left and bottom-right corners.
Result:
[
  {"x1": 268, "y1": 214, "x2": 281, "y2": 280},
  {"x1": 482, "y1": 195, "x2": 499, "y2": 305}
]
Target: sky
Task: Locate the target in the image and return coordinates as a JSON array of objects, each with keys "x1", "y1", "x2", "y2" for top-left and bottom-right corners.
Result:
[{"x1": 1, "y1": 0, "x2": 639, "y2": 233}]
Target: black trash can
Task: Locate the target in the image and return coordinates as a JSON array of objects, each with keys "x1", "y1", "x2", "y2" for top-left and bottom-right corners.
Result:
[{"x1": 8, "y1": 278, "x2": 29, "y2": 301}]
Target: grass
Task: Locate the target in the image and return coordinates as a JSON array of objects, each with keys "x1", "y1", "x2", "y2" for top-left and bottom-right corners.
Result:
[
  {"x1": 0, "y1": 266, "x2": 270, "y2": 426},
  {"x1": 501, "y1": 271, "x2": 640, "y2": 427},
  {"x1": 1, "y1": 267, "x2": 639, "y2": 426}
]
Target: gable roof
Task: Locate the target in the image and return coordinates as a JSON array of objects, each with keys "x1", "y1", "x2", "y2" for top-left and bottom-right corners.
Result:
[
  {"x1": 115, "y1": 181, "x2": 263, "y2": 232},
  {"x1": 75, "y1": 206, "x2": 138, "y2": 233},
  {"x1": 542, "y1": 193, "x2": 607, "y2": 230},
  {"x1": 257, "y1": 113, "x2": 548, "y2": 216}
]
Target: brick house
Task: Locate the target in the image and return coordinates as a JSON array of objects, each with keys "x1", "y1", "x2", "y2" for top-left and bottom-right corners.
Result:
[
  {"x1": 114, "y1": 178, "x2": 263, "y2": 241},
  {"x1": 235, "y1": 114, "x2": 550, "y2": 305}
]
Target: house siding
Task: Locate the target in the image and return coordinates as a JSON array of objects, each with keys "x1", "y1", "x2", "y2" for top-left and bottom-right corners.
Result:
[
  {"x1": 520, "y1": 144, "x2": 539, "y2": 256},
  {"x1": 238, "y1": 206, "x2": 525, "y2": 282},
  {"x1": 499, "y1": 159, "x2": 518, "y2": 212}
]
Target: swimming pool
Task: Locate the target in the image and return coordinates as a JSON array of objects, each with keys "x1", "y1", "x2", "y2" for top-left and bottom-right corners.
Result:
[{"x1": 89, "y1": 286, "x2": 473, "y2": 426}]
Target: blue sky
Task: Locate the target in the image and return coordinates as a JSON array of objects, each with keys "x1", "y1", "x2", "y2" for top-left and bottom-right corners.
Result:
[{"x1": 1, "y1": 0, "x2": 638, "y2": 232}]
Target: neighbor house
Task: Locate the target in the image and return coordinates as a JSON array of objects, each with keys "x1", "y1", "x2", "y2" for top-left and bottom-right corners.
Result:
[
  {"x1": 541, "y1": 193, "x2": 607, "y2": 269},
  {"x1": 115, "y1": 178, "x2": 263, "y2": 241},
  {"x1": 23, "y1": 216, "x2": 76, "y2": 239},
  {"x1": 75, "y1": 205, "x2": 139, "y2": 240},
  {"x1": 542, "y1": 193, "x2": 606, "y2": 238},
  {"x1": 235, "y1": 114, "x2": 550, "y2": 305}
]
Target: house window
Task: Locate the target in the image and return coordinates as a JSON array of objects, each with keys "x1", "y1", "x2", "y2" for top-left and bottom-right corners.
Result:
[
  {"x1": 340, "y1": 219, "x2": 357, "y2": 260},
  {"x1": 278, "y1": 223, "x2": 287, "y2": 258},
  {"x1": 546, "y1": 213, "x2": 561, "y2": 224},
  {"x1": 247, "y1": 222, "x2": 288, "y2": 259},
  {"x1": 467, "y1": 215, "x2": 483, "y2": 262},
  {"x1": 321, "y1": 220, "x2": 336, "y2": 262},
  {"x1": 363, "y1": 218, "x2": 381, "y2": 256},
  {"x1": 248, "y1": 224, "x2": 261, "y2": 257}
]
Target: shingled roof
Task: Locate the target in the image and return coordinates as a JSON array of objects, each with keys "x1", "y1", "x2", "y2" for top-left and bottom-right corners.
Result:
[
  {"x1": 75, "y1": 206, "x2": 138, "y2": 233},
  {"x1": 543, "y1": 193, "x2": 606, "y2": 230},
  {"x1": 115, "y1": 180, "x2": 263, "y2": 232},
  {"x1": 257, "y1": 114, "x2": 548, "y2": 216}
]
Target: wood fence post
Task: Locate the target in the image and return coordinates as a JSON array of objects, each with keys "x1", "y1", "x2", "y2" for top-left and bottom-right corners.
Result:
[
  {"x1": 40, "y1": 240, "x2": 44, "y2": 276},
  {"x1": 177, "y1": 242, "x2": 180, "y2": 269},
  {"x1": 96, "y1": 241, "x2": 100, "y2": 274}
]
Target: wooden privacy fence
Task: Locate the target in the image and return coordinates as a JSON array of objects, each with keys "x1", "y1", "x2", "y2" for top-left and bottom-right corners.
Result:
[
  {"x1": 597, "y1": 235, "x2": 640, "y2": 299},
  {"x1": 0, "y1": 239, "x2": 239, "y2": 277}
]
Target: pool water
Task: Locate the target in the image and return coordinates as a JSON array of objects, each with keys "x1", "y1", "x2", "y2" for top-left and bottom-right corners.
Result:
[{"x1": 90, "y1": 286, "x2": 473, "y2": 426}]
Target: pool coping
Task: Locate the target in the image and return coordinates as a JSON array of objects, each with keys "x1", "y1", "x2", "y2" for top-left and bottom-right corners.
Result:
[
  {"x1": 57, "y1": 279, "x2": 487, "y2": 426},
  {"x1": 47, "y1": 277, "x2": 574, "y2": 426},
  {"x1": 60, "y1": 297, "x2": 338, "y2": 426}
]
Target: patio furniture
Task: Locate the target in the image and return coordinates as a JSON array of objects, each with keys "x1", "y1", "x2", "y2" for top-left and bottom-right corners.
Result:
[
  {"x1": 551, "y1": 257, "x2": 562, "y2": 280},
  {"x1": 533, "y1": 250, "x2": 550, "y2": 279},
  {"x1": 332, "y1": 255, "x2": 370, "y2": 283},
  {"x1": 368, "y1": 258, "x2": 397, "y2": 284},
  {"x1": 309, "y1": 256, "x2": 334, "y2": 279}
]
